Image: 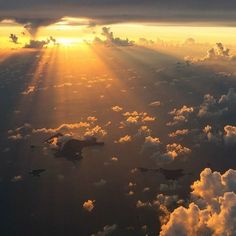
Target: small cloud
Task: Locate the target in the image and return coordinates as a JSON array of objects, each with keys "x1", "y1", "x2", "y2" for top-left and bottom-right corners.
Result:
[
  {"x1": 111, "y1": 106, "x2": 123, "y2": 112},
  {"x1": 224, "y1": 125, "x2": 236, "y2": 145},
  {"x1": 11, "y1": 175, "x2": 23, "y2": 182},
  {"x1": 168, "y1": 129, "x2": 189, "y2": 138},
  {"x1": 93, "y1": 179, "x2": 107, "y2": 187},
  {"x1": 167, "y1": 105, "x2": 194, "y2": 126},
  {"x1": 116, "y1": 135, "x2": 132, "y2": 143},
  {"x1": 9, "y1": 34, "x2": 18, "y2": 44},
  {"x1": 83, "y1": 200, "x2": 95, "y2": 212},
  {"x1": 149, "y1": 101, "x2": 161, "y2": 107}
]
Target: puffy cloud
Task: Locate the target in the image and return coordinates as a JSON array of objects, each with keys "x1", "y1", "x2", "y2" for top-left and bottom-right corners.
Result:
[
  {"x1": 168, "y1": 129, "x2": 189, "y2": 138},
  {"x1": 151, "y1": 143, "x2": 191, "y2": 166},
  {"x1": 94, "y1": 27, "x2": 134, "y2": 47},
  {"x1": 8, "y1": 123, "x2": 32, "y2": 140},
  {"x1": 136, "y1": 126, "x2": 152, "y2": 137},
  {"x1": 202, "y1": 125, "x2": 222, "y2": 143},
  {"x1": 198, "y1": 89, "x2": 236, "y2": 118},
  {"x1": 87, "y1": 116, "x2": 98, "y2": 122},
  {"x1": 91, "y1": 224, "x2": 117, "y2": 236},
  {"x1": 11, "y1": 175, "x2": 23, "y2": 182},
  {"x1": 111, "y1": 106, "x2": 123, "y2": 112},
  {"x1": 122, "y1": 111, "x2": 156, "y2": 126},
  {"x1": 224, "y1": 125, "x2": 236, "y2": 145},
  {"x1": 83, "y1": 200, "x2": 95, "y2": 212},
  {"x1": 21, "y1": 86, "x2": 35, "y2": 95},
  {"x1": 167, "y1": 105, "x2": 194, "y2": 126},
  {"x1": 142, "y1": 136, "x2": 161, "y2": 150},
  {"x1": 84, "y1": 125, "x2": 107, "y2": 138},
  {"x1": 24, "y1": 39, "x2": 48, "y2": 49},
  {"x1": 160, "y1": 168, "x2": 236, "y2": 236},
  {"x1": 116, "y1": 135, "x2": 132, "y2": 143}
]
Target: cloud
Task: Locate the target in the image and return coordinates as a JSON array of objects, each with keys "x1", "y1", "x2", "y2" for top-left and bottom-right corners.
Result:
[
  {"x1": 224, "y1": 125, "x2": 236, "y2": 145},
  {"x1": 93, "y1": 179, "x2": 107, "y2": 187},
  {"x1": 21, "y1": 86, "x2": 35, "y2": 95},
  {"x1": 167, "y1": 105, "x2": 194, "y2": 126},
  {"x1": 149, "y1": 101, "x2": 161, "y2": 107},
  {"x1": 198, "y1": 88, "x2": 236, "y2": 118},
  {"x1": 83, "y1": 200, "x2": 95, "y2": 212},
  {"x1": 151, "y1": 143, "x2": 191, "y2": 166},
  {"x1": 160, "y1": 168, "x2": 236, "y2": 236},
  {"x1": 111, "y1": 105, "x2": 123, "y2": 112},
  {"x1": 202, "y1": 125, "x2": 222, "y2": 143},
  {"x1": 168, "y1": 129, "x2": 189, "y2": 138},
  {"x1": 2, "y1": 1, "x2": 236, "y2": 32},
  {"x1": 8, "y1": 123, "x2": 32, "y2": 140},
  {"x1": 94, "y1": 27, "x2": 134, "y2": 47},
  {"x1": 136, "y1": 126, "x2": 152, "y2": 137},
  {"x1": 121, "y1": 111, "x2": 156, "y2": 126},
  {"x1": 219, "y1": 88, "x2": 236, "y2": 104},
  {"x1": 24, "y1": 39, "x2": 48, "y2": 49},
  {"x1": 142, "y1": 136, "x2": 161, "y2": 151},
  {"x1": 116, "y1": 135, "x2": 132, "y2": 143},
  {"x1": 11, "y1": 175, "x2": 23, "y2": 182},
  {"x1": 199, "y1": 43, "x2": 236, "y2": 62},
  {"x1": 91, "y1": 224, "x2": 117, "y2": 236},
  {"x1": 9, "y1": 33, "x2": 18, "y2": 44}
]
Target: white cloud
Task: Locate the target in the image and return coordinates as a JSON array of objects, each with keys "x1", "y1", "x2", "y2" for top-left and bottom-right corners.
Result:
[{"x1": 160, "y1": 168, "x2": 236, "y2": 236}]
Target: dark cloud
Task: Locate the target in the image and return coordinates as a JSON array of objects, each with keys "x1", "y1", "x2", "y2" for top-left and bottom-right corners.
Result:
[
  {"x1": 9, "y1": 33, "x2": 18, "y2": 44},
  {"x1": 1, "y1": 0, "x2": 236, "y2": 32},
  {"x1": 94, "y1": 27, "x2": 134, "y2": 46}
]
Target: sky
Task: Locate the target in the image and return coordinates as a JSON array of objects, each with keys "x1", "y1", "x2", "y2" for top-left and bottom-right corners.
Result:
[{"x1": 1, "y1": 1, "x2": 236, "y2": 236}]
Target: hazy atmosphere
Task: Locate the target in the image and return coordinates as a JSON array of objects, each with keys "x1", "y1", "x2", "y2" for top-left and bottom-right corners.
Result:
[{"x1": 1, "y1": 1, "x2": 236, "y2": 236}]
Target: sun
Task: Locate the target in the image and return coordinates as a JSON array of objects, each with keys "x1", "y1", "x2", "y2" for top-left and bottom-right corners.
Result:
[{"x1": 57, "y1": 38, "x2": 75, "y2": 46}]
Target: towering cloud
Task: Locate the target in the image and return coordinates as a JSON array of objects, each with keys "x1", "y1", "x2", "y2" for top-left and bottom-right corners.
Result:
[
  {"x1": 160, "y1": 168, "x2": 236, "y2": 236},
  {"x1": 94, "y1": 27, "x2": 134, "y2": 46}
]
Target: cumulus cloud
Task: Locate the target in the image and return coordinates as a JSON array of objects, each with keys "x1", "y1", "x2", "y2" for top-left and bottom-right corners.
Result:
[
  {"x1": 91, "y1": 224, "x2": 117, "y2": 236},
  {"x1": 94, "y1": 27, "x2": 134, "y2": 47},
  {"x1": 8, "y1": 123, "x2": 32, "y2": 140},
  {"x1": 224, "y1": 125, "x2": 236, "y2": 145},
  {"x1": 167, "y1": 105, "x2": 194, "y2": 126},
  {"x1": 141, "y1": 136, "x2": 161, "y2": 151},
  {"x1": 198, "y1": 88, "x2": 236, "y2": 118},
  {"x1": 83, "y1": 200, "x2": 95, "y2": 212},
  {"x1": 141, "y1": 135, "x2": 190, "y2": 166},
  {"x1": 151, "y1": 143, "x2": 191, "y2": 166},
  {"x1": 168, "y1": 129, "x2": 189, "y2": 138},
  {"x1": 202, "y1": 125, "x2": 222, "y2": 143},
  {"x1": 111, "y1": 105, "x2": 123, "y2": 112},
  {"x1": 24, "y1": 39, "x2": 48, "y2": 49},
  {"x1": 121, "y1": 111, "x2": 156, "y2": 126},
  {"x1": 116, "y1": 135, "x2": 132, "y2": 143},
  {"x1": 136, "y1": 126, "x2": 152, "y2": 137},
  {"x1": 160, "y1": 168, "x2": 236, "y2": 236}
]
